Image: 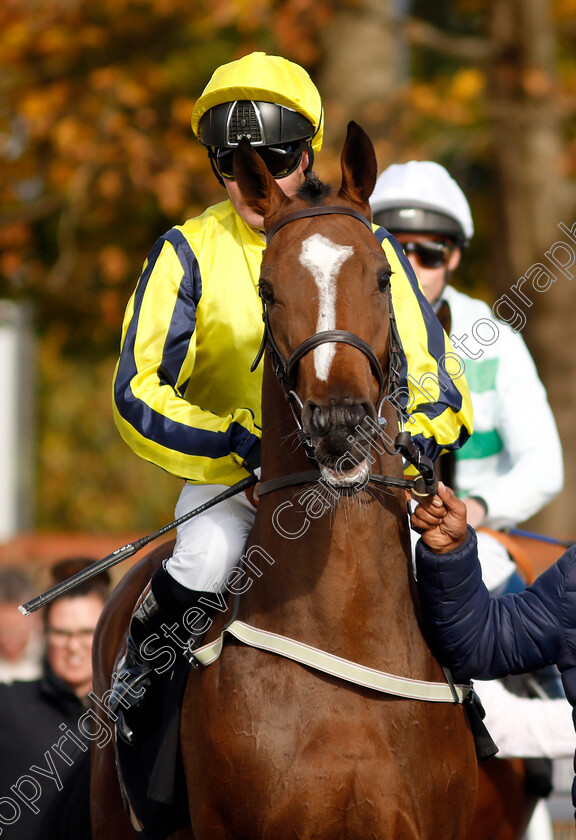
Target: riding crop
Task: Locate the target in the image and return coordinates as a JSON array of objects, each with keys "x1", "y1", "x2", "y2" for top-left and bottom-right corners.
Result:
[{"x1": 19, "y1": 475, "x2": 257, "y2": 616}]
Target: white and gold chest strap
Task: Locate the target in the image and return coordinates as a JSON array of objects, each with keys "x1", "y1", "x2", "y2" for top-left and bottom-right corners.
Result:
[{"x1": 192, "y1": 620, "x2": 471, "y2": 704}]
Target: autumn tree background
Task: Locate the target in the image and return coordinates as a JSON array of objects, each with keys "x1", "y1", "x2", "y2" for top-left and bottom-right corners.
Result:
[{"x1": 1, "y1": 0, "x2": 575, "y2": 540}]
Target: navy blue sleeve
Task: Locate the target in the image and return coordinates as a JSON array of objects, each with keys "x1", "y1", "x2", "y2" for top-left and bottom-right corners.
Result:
[{"x1": 415, "y1": 528, "x2": 566, "y2": 680}]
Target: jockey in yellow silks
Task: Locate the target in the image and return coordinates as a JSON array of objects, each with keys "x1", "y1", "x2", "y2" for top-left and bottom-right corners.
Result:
[{"x1": 109, "y1": 51, "x2": 473, "y2": 744}]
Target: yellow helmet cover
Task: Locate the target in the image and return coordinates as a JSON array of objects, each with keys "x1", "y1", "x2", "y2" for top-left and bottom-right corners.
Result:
[{"x1": 191, "y1": 52, "x2": 324, "y2": 153}]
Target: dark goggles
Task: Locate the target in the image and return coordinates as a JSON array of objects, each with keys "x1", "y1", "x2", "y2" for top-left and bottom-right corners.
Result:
[
  {"x1": 402, "y1": 240, "x2": 453, "y2": 269},
  {"x1": 212, "y1": 140, "x2": 308, "y2": 181}
]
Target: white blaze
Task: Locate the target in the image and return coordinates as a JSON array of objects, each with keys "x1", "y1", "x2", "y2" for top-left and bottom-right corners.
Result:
[{"x1": 299, "y1": 233, "x2": 354, "y2": 381}]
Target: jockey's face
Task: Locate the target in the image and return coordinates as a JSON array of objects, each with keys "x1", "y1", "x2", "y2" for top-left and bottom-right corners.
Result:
[
  {"x1": 393, "y1": 232, "x2": 461, "y2": 306},
  {"x1": 225, "y1": 148, "x2": 310, "y2": 230}
]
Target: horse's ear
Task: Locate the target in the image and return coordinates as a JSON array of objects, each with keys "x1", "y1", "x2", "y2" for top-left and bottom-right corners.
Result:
[
  {"x1": 233, "y1": 138, "x2": 289, "y2": 221},
  {"x1": 337, "y1": 122, "x2": 378, "y2": 212}
]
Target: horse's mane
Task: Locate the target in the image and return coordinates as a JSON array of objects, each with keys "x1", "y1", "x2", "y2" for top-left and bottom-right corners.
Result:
[{"x1": 298, "y1": 174, "x2": 333, "y2": 206}]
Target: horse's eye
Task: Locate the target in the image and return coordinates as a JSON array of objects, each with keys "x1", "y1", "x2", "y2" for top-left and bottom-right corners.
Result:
[
  {"x1": 259, "y1": 281, "x2": 274, "y2": 304},
  {"x1": 378, "y1": 270, "x2": 391, "y2": 291}
]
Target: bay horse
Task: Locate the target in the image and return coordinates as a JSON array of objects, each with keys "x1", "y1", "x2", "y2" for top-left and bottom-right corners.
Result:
[{"x1": 91, "y1": 121, "x2": 479, "y2": 838}]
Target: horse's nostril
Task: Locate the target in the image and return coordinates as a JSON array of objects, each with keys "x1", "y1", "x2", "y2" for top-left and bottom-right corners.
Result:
[
  {"x1": 306, "y1": 401, "x2": 375, "y2": 440},
  {"x1": 349, "y1": 403, "x2": 368, "y2": 429},
  {"x1": 311, "y1": 404, "x2": 330, "y2": 436}
]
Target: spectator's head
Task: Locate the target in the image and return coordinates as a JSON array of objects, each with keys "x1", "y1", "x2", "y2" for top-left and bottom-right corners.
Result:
[
  {"x1": 43, "y1": 559, "x2": 111, "y2": 698},
  {"x1": 0, "y1": 567, "x2": 40, "y2": 664},
  {"x1": 370, "y1": 161, "x2": 474, "y2": 306}
]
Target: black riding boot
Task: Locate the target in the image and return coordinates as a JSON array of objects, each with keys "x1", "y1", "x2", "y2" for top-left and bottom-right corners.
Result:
[{"x1": 108, "y1": 566, "x2": 216, "y2": 745}]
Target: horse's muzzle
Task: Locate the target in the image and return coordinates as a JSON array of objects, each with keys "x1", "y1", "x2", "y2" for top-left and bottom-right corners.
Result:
[{"x1": 302, "y1": 399, "x2": 377, "y2": 487}]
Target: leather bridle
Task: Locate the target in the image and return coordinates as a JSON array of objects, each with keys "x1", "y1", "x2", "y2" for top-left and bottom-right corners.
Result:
[{"x1": 251, "y1": 205, "x2": 438, "y2": 498}]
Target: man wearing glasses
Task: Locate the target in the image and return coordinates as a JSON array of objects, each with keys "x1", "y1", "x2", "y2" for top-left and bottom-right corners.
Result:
[
  {"x1": 371, "y1": 161, "x2": 565, "y2": 840},
  {"x1": 370, "y1": 160, "x2": 563, "y2": 592},
  {"x1": 110, "y1": 54, "x2": 473, "y2": 744},
  {"x1": 0, "y1": 560, "x2": 110, "y2": 839}
]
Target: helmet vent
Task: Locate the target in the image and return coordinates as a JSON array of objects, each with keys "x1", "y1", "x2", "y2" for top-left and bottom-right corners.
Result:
[{"x1": 228, "y1": 101, "x2": 263, "y2": 144}]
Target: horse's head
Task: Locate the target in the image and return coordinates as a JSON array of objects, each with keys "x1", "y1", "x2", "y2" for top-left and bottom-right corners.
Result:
[{"x1": 235, "y1": 122, "x2": 393, "y2": 490}]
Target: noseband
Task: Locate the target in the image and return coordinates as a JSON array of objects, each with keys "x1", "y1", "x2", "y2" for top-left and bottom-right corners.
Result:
[
  {"x1": 251, "y1": 320, "x2": 387, "y2": 410},
  {"x1": 251, "y1": 205, "x2": 438, "y2": 497}
]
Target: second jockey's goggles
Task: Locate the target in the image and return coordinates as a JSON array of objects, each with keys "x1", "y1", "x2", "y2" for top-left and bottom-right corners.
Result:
[
  {"x1": 213, "y1": 139, "x2": 308, "y2": 181},
  {"x1": 402, "y1": 240, "x2": 453, "y2": 269}
]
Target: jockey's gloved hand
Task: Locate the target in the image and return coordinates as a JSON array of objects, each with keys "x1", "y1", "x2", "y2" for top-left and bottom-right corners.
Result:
[{"x1": 242, "y1": 439, "x2": 261, "y2": 477}]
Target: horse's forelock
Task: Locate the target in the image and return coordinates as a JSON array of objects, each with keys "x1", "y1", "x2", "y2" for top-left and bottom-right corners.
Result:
[{"x1": 298, "y1": 177, "x2": 333, "y2": 206}]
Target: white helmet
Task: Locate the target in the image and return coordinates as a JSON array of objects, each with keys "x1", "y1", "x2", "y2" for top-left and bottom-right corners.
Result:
[{"x1": 369, "y1": 161, "x2": 474, "y2": 247}]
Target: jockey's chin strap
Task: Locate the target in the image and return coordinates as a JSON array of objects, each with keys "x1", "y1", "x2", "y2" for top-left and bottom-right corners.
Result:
[{"x1": 251, "y1": 203, "x2": 438, "y2": 498}]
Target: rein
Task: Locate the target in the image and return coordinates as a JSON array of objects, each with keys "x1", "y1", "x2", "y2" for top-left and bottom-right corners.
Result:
[
  {"x1": 256, "y1": 433, "x2": 437, "y2": 499},
  {"x1": 252, "y1": 204, "x2": 438, "y2": 498}
]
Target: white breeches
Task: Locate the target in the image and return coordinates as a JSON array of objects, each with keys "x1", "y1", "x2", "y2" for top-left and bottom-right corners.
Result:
[
  {"x1": 165, "y1": 483, "x2": 257, "y2": 593},
  {"x1": 474, "y1": 529, "x2": 517, "y2": 591},
  {"x1": 523, "y1": 800, "x2": 554, "y2": 840}
]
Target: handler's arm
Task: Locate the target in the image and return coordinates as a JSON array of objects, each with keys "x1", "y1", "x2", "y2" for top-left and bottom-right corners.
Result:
[{"x1": 413, "y1": 485, "x2": 565, "y2": 681}]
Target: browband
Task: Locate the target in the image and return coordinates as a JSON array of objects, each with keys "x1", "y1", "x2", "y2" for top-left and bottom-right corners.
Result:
[{"x1": 266, "y1": 206, "x2": 373, "y2": 244}]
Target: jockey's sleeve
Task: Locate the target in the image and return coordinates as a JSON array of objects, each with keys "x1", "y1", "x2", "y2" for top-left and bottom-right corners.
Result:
[
  {"x1": 112, "y1": 217, "x2": 262, "y2": 485},
  {"x1": 375, "y1": 227, "x2": 473, "y2": 463}
]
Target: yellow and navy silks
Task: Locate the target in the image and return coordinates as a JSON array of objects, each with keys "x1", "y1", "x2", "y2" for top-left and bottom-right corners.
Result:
[{"x1": 112, "y1": 202, "x2": 473, "y2": 487}]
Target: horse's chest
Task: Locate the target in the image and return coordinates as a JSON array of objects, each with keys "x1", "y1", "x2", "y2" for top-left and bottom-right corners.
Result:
[{"x1": 187, "y1": 649, "x2": 474, "y2": 838}]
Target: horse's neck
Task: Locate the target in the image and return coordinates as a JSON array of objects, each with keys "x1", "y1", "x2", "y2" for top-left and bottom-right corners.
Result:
[
  {"x1": 244, "y1": 367, "x2": 427, "y2": 672},
  {"x1": 247, "y1": 483, "x2": 423, "y2": 674}
]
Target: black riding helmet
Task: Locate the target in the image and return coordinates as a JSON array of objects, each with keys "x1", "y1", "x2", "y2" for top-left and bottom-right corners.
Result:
[
  {"x1": 199, "y1": 101, "x2": 315, "y2": 186},
  {"x1": 372, "y1": 206, "x2": 466, "y2": 248},
  {"x1": 198, "y1": 100, "x2": 314, "y2": 148}
]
